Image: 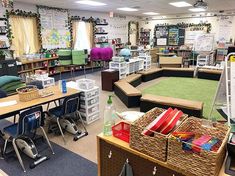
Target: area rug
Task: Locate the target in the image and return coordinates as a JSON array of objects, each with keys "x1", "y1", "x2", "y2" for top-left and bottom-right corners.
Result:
[
  {"x1": 142, "y1": 77, "x2": 220, "y2": 119},
  {"x1": 0, "y1": 120, "x2": 97, "y2": 176}
]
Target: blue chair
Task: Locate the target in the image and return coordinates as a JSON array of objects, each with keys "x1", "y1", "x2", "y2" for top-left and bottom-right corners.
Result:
[
  {"x1": 48, "y1": 93, "x2": 87, "y2": 144},
  {"x1": 2, "y1": 106, "x2": 54, "y2": 172},
  {"x1": 0, "y1": 89, "x2": 7, "y2": 98}
]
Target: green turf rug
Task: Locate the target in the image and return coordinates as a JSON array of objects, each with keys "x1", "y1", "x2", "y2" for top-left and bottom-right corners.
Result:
[{"x1": 142, "y1": 77, "x2": 221, "y2": 119}]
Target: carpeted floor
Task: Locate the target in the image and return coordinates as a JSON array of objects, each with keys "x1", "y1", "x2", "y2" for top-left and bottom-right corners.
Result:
[
  {"x1": 142, "y1": 77, "x2": 221, "y2": 119},
  {"x1": 0, "y1": 120, "x2": 97, "y2": 176}
]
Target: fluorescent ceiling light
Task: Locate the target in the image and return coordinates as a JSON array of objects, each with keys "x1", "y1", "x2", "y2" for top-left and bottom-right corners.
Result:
[
  {"x1": 189, "y1": 8, "x2": 206, "y2": 12},
  {"x1": 143, "y1": 12, "x2": 159, "y2": 15},
  {"x1": 117, "y1": 7, "x2": 138, "y2": 12},
  {"x1": 169, "y1": 1, "x2": 192, "y2": 7},
  {"x1": 76, "y1": 0, "x2": 107, "y2": 6}
]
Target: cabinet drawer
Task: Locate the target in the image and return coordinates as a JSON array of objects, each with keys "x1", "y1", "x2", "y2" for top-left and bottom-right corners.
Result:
[{"x1": 100, "y1": 140, "x2": 185, "y2": 176}]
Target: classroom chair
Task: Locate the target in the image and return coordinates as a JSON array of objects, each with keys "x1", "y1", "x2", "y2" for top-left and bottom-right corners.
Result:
[
  {"x1": 2, "y1": 106, "x2": 54, "y2": 172},
  {"x1": 47, "y1": 93, "x2": 87, "y2": 144}
]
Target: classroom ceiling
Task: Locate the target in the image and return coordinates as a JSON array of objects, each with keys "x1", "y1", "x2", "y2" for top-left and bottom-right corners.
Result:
[{"x1": 15, "y1": 0, "x2": 235, "y2": 16}]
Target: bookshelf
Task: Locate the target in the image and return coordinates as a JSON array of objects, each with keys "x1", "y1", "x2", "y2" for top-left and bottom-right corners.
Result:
[{"x1": 140, "y1": 30, "x2": 151, "y2": 45}]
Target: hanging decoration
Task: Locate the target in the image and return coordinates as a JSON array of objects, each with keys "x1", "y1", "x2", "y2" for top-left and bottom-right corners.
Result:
[
  {"x1": 1, "y1": 0, "x2": 13, "y2": 8},
  {"x1": 155, "y1": 22, "x2": 212, "y2": 33},
  {"x1": 4, "y1": 9, "x2": 42, "y2": 48},
  {"x1": 128, "y1": 21, "x2": 139, "y2": 45}
]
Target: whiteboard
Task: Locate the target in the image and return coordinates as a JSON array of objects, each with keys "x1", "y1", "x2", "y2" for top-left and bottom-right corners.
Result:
[
  {"x1": 185, "y1": 30, "x2": 204, "y2": 45},
  {"x1": 38, "y1": 7, "x2": 71, "y2": 49},
  {"x1": 194, "y1": 34, "x2": 214, "y2": 52}
]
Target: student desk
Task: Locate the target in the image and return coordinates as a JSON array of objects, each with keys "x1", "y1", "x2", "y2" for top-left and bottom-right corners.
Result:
[
  {"x1": 97, "y1": 134, "x2": 228, "y2": 176},
  {"x1": 0, "y1": 86, "x2": 79, "y2": 118}
]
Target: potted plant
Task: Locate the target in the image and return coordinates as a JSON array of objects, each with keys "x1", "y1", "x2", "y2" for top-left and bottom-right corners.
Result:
[{"x1": 0, "y1": 50, "x2": 6, "y2": 61}]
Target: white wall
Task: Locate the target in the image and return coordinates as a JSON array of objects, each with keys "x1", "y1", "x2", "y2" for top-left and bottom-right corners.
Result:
[
  {"x1": 0, "y1": 2, "x2": 138, "y2": 44},
  {"x1": 140, "y1": 16, "x2": 235, "y2": 44}
]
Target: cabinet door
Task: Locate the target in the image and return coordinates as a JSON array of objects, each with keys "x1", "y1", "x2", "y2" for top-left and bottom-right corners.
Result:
[{"x1": 99, "y1": 139, "x2": 185, "y2": 176}]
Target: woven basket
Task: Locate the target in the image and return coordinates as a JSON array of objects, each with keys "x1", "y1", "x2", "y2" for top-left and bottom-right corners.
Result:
[
  {"x1": 16, "y1": 85, "x2": 40, "y2": 102},
  {"x1": 167, "y1": 117, "x2": 230, "y2": 176},
  {"x1": 130, "y1": 108, "x2": 188, "y2": 162}
]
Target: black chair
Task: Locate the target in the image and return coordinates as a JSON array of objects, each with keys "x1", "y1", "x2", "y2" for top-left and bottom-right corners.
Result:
[
  {"x1": 48, "y1": 93, "x2": 87, "y2": 144},
  {"x1": 0, "y1": 89, "x2": 7, "y2": 98},
  {"x1": 2, "y1": 106, "x2": 54, "y2": 172}
]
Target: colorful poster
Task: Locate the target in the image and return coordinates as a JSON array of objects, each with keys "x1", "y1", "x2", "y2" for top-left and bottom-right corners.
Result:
[
  {"x1": 168, "y1": 27, "x2": 179, "y2": 46},
  {"x1": 38, "y1": 7, "x2": 71, "y2": 49},
  {"x1": 155, "y1": 26, "x2": 168, "y2": 46}
]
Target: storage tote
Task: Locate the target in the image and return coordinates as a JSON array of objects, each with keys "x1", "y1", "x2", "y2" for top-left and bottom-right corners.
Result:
[
  {"x1": 72, "y1": 50, "x2": 86, "y2": 65},
  {"x1": 57, "y1": 49, "x2": 72, "y2": 65},
  {"x1": 130, "y1": 107, "x2": 188, "y2": 162},
  {"x1": 167, "y1": 117, "x2": 230, "y2": 176}
]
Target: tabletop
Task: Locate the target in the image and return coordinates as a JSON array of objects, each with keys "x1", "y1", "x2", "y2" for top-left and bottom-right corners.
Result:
[
  {"x1": 156, "y1": 52, "x2": 176, "y2": 56},
  {"x1": 0, "y1": 86, "x2": 79, "y2": 117}
]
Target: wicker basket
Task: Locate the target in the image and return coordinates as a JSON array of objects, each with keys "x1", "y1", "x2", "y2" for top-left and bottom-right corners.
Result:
[
  {"x1": 130, "y1": 108, "x2": 188, "y2": 162},
  {"x1": 16, "y1": 85, "x2": 40, "y2": 102},
  {"x1": 167, "y1": 117, "x2": 230, "y2": 176}
]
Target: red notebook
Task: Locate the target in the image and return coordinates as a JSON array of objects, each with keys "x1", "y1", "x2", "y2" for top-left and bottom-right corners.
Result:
[
  {"x1": 142, "y1": 108, "x2": 173, "y2": 136},
  {"x1": 159, "y1": 109, "x2": 183, "y2": 135}
]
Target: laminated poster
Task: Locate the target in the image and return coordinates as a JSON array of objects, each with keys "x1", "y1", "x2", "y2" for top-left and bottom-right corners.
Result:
[{"x1": 38, "y1": 7, "x2": 71, "y2": 49}]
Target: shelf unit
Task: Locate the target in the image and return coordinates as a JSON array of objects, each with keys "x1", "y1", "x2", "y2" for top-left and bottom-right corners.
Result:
[
  {"x1": 95, "y1": 20, "x2": 109, "y2": 46},
  {"x1": 0, "y1": 18, "x2": 9, "y2": 50},
  {"x1": 140, "y1": 30, "x2": 151, "y2": 45},
  {"x1": 109, "y1": 61, "x2": 127, "y2": 79},
  {"x1": 95, "y1": 32, "x2": 108, "y2": 35},
  {"x1": 95, "y1": 23, "x2": 108, "y2": 26},
  {"x1": 138, "y1": 55, "x2": 151, "y2": 70},
  {"x1": 79, "y1": 86, "x2": 100, "y2": 124},
  {"x1": 126, "y1": 58, "x2": 144, "y2": 75}
]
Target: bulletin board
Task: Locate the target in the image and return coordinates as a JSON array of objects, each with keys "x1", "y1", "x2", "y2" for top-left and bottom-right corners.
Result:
[
  {"x1": 37, "y1": 6, "x2": 71, "y2": 49},
  {"x1": 155, "y1": 26, "x2": 168, "y2": 46}
]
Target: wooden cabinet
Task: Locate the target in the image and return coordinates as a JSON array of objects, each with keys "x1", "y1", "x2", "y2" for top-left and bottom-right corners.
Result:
[
  {"x1": 101, "y1": 70, "x2": 119, "y2": 91},
  {"x1": 97, "y1": 134, "x2": 185, "y2": 176}
]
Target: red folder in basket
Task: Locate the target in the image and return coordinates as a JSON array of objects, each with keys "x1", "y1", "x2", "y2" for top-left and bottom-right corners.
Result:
[
  {"x1": 142, "y1": 108, "x2": 173, "y2": 136},
  {"x1": 159, "y1": 109, "x2": 183, "y2": 135}
]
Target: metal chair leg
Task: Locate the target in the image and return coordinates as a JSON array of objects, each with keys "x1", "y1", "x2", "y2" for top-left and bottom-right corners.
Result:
[
  {"x1": 12, "y1": 138, "x2": 26, "y2": 172},
  {"x1": 13, "y1": 115, "x2": 16, "y2": 124},
  {"x1": 3, "y1": 139, "x2": 8, "y2": 155},
  {"x1": 77, "y1": 111, "x2": 87, "y2": 133},
  {"x1": 56, "y1": 118, "x2": 66, "y2": 145},
  {"x1": 40, "y1": 127, "x2": 55, "y2": 155}
]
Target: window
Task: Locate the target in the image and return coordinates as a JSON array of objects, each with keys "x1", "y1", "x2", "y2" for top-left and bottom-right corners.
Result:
[
  {"x1": 72, "y1": 21, "x2": 93, "y2": 50},
  {"x1": 10, "y1": 15, "x2": 40, "y2": 57}
]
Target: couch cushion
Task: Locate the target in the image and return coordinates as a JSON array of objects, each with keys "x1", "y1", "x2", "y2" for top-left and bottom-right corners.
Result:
[
  {"x1": 0, "y1": 76, "x2": 21, "y2": 87},
  {"x1": 198, "y1": 69, "x2": 222, "y2": 74},
  {"x1": 139, "y1": 68, "x2": 163, "y2": 75},
  {"x1": 114, "y1": 81, "x2": 141, "y2": 96},
  {"x1": 141, "y1": 94, "x2": 203, "y2": 110},
  {"x1": 123, "y1": 74, "x2": 142, "y2": 83},
  {"x1": 163, "y1": 68, "x2": 195, "y2": 72}
]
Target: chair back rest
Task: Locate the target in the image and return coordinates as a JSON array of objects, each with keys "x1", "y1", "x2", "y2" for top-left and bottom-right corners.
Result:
[
  {"x1": 17, "y1": 106, "x2": 44, "y2": 135},
  {"x1": 62, "y1": 93, "x2": 80, "y2": 115},
  {"x1": 0, "y1": 89, "x2": 7, "y2": 98}
]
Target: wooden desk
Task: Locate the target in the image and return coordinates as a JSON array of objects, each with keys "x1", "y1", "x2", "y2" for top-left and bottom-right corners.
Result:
[
  {"x1": 97, "y1": 134, "x2": 228, "y2": 176},
  {"x1": 0, "y1": 86, "x2": 79, "y2": 117},
  {"x1": 156, "y1": 52, "x2": 176, "y2": 56}
]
